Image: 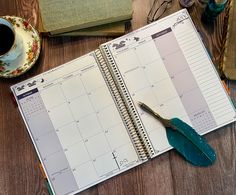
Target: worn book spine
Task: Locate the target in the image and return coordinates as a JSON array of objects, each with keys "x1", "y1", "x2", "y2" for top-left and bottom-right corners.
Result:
[
  {"x1": 220, "y1": 0, "x2": 236, "y2": 79},
  {"x1": 49, "y1": 21, "x2": 127, "y2": 37}
]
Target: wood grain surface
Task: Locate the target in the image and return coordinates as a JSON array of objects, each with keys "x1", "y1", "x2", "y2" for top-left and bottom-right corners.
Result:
[{"x1": 0, "y1": 0, "x2": 236, "y2": 195}]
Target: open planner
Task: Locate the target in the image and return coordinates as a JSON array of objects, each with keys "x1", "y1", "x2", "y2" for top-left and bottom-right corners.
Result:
[{"x1": 11, "y1": 9, "x2": 236, "y2": 195}]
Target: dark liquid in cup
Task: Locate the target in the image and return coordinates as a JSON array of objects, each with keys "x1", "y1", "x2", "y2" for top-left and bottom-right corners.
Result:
[{"x1": 0, "y1": 24, "x2": 15, "y2": 56}]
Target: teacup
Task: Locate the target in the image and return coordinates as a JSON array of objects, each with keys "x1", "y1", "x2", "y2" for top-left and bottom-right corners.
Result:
[{"x1": 0, "y1": 17, "x2": 23, "y2": 61}]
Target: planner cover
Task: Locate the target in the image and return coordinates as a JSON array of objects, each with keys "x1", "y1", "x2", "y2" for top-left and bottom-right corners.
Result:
[{"x1": 11, "y1": 9, "x2": 236, "y2": 195}]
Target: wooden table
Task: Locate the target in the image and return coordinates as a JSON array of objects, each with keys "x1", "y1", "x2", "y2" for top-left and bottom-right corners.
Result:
[{"x1": 0, "y1": 0, "x2": 235, "y2": 194}]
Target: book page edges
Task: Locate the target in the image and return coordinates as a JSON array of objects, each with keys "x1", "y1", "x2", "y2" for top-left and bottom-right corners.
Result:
[
  {"x1": 49, "y1": 21, "x2": 126, "y2": 37},
  {"x1": 49, "y1": 14, "x2": 132, "y2": 35}
]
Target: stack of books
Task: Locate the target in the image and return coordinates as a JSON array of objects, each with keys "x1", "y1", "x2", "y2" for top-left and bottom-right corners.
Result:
[{"x1": 38, "y1": 0, "x2": 132, "y2": 36}]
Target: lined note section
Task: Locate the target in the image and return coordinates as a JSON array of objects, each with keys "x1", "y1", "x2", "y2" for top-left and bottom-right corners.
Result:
[
  {"x1": 152, "y1": 27, "x2": 217, "y2": 133},
  {"x1": 175, "y1": 23, "x2": 236, "y2": 131}
]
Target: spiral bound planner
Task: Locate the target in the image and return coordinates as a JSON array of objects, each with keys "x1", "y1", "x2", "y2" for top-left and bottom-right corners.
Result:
[{"x1": 11, "y1": 9, "x2": 236, "y2": 195}]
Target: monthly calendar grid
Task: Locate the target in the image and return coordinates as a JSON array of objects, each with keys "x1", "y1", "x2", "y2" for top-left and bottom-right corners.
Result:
[
  {"x1": 109, "y1": 26, "x2": 223, "y2": 152},
  {"x1": 114, "y1": 41, "x2": 190, "y2": 117},
  {"x1": 38, "y1": 63, "x2": 140, "y2": 188},
  {"x1": 58, "y1": 79, "x2": 100, "y2": 179}
]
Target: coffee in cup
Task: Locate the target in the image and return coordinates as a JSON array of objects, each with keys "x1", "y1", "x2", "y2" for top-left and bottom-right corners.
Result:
[{"x1": 0, "y1": 17, "x2": 23, "y2": 61}]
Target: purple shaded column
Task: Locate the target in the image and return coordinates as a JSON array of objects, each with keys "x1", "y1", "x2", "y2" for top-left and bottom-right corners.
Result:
[
  {"x1": 152, "y1": 28, "x2": 216, "y2": 132},
  {"x1": 17, "y1": 89, "x2": 79, "y2": 195}
]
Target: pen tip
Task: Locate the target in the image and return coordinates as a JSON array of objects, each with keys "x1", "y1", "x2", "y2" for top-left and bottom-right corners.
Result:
[{"x1": 137, "y1": 101, "x2": 143, "y2": 106}]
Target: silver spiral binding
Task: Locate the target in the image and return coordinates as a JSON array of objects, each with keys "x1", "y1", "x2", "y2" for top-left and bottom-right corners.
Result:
[
  {"x1": 95, "y1": 46, "x2": 155, "y2": 159},
  {"x1": 95, "y1": 49, "x2": 149, "y2": 161}
]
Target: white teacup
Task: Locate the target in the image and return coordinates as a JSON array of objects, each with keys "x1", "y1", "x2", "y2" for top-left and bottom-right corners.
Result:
[{"x1": 0, "y1": 17, "x2": 23, "y2": 61}]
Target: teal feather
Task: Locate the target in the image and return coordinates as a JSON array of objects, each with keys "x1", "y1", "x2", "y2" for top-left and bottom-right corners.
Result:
[
  {"x1": 166, "y1": 118, "x2": 216, "y2": 166},
  {"x1": 138, "y1": 102, "x2": 216, "y2": 167},
  {"x1": 231, "y1": 97, "x2": 236, "y2": 109}
]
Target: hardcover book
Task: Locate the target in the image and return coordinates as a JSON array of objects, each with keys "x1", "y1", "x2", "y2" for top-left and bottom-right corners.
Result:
[
  {"x1": 221, "y1": 0, "x2": 236, "y2": 79},
  {"x1": 38, "y1": 0, "x2": 132, "y2": 36}
]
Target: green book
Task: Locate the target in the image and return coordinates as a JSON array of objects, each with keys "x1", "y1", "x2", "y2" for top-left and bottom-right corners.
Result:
[
  {"x1": 221, "y1": 0, "x2": 236, "y2": 79},
  {"x1": 49, "y1": 21, "x2": 127, "y2": 37},
  {"x1": 38, "y1": 0, "x2": 132, "y2": 35}
]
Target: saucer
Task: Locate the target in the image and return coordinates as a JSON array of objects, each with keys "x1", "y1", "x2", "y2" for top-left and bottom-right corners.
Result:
[{"x1": 0, "y1": 16, "x2": 41, "y2": 78}]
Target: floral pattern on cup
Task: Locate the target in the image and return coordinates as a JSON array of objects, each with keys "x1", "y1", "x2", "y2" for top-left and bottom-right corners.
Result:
[
  {"x1": 26, "y1": 37, "x2": 39, "y2": 64},
  {"x1": 0, "y1": 61, "x2": 9, "y2": 73},
  {"x1": 4, "y1": 17, "x2": 19, "y2": 27},
  {"x1": 0, "y1": 16, "x2": 41, "y2": 78},
  {"x1": 19, "y1": 18, "x2": 33, "y2": 32}
]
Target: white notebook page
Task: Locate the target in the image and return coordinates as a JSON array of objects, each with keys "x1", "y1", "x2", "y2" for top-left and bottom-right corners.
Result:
[
  {"x1": 104, "y1": 9, "x2": 236, "y2": 156},
  {"x1": 11, "y1": 53, "x2": 141, "y2": 195}
]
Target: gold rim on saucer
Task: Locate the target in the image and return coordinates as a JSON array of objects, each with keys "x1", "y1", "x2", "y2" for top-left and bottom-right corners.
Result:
[{"x1": 0, "y1": 16, "x2": 41, "y2": 78}]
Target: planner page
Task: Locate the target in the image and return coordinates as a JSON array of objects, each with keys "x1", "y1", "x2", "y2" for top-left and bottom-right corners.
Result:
[
  {"x1": 102, "y1": 9, "x2": 236, "y2": 157},
  {"x1": 11, "y1": 53, "x2": 141, "y2": 195}
]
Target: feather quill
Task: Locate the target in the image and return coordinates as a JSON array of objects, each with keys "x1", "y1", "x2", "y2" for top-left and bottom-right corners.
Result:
[{"x1": 139, "y1": 102, "x2": 216, "y2": 166}]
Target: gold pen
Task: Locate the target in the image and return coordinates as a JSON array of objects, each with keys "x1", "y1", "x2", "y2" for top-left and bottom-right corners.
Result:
[{"x1": 138, "y1": 101, "x2": 175, "y2": 129}]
